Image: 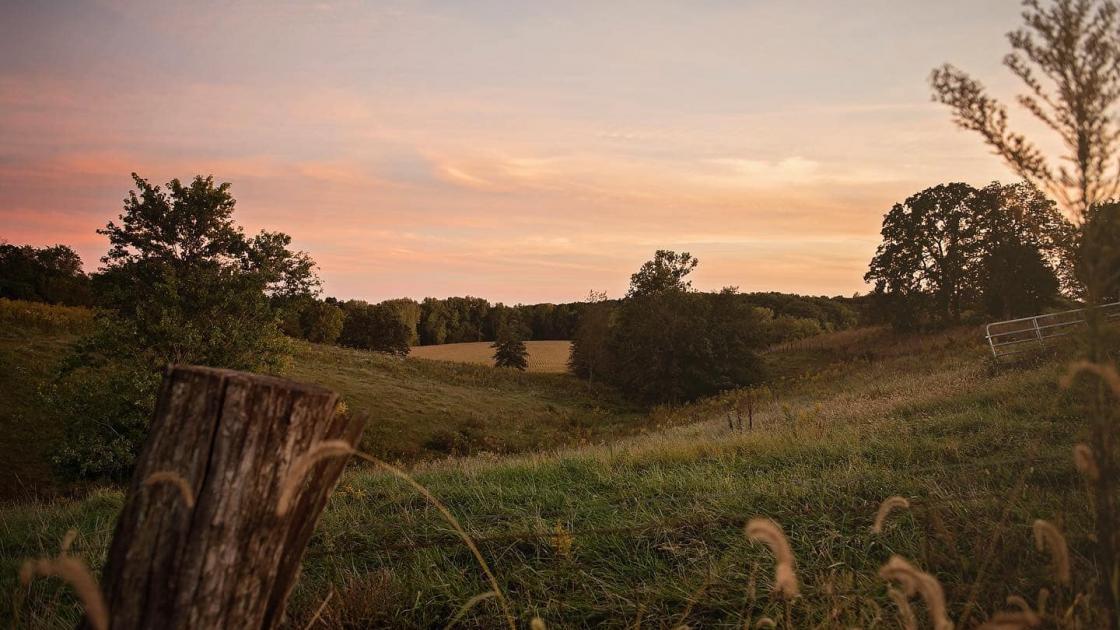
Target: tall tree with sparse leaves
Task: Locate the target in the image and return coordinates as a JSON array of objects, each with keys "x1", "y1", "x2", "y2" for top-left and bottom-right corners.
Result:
[{"x1": 931, "y1": 0, "x2": 1120, "y2": 219}]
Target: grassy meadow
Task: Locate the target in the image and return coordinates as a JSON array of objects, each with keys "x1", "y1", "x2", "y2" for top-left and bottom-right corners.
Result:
[
  {"x1": 409, "y1": 340, "x2": 573, "y2": 373},
  {"x1": 1, "y1": 300, "x2": 1106, "y2": 627}
]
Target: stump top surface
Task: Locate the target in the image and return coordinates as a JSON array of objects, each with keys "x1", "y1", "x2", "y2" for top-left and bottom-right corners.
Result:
[{"x1": 166, "y1": 364, "x2": 336, "y2": 396}]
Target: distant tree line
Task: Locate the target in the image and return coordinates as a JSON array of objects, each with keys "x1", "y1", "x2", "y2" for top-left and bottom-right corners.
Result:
[{"x1": 0, "y1": 242, "x2": 93, "y2": 306}]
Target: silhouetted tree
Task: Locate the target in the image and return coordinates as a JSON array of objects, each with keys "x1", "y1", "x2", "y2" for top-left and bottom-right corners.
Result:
[
  {"x1": 53, "y1": 173, "x2": 321, "y2": 480},
  {"x1": 626, "y1": 250, "x2": 698, "y2": 297},
  {"x1": 0, "y1": 243, "x2": 92, "y2": 305},
  {"x1": 865, "y1": 183, "x2": 987, "y2": 326},
  {"x1": 1078, "y1": 201, "x2": 1120, "y2": 302},
  {"x1": 931, "y1": 0, "x2": 1120, "y2": 218}
]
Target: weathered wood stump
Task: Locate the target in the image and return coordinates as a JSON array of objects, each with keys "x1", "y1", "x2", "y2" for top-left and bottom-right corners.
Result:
[{"x1": 97, "y1": 365, "x2": 363, "y2": 629}]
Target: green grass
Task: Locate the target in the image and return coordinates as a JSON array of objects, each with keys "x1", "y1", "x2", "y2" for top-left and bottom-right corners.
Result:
[
  {"x1": 1, "y1": 323, "x2": 1107, "y2": 627},
  {"x1": 0, "y1": 300, "x2": 93, "y2": 501},
  {"x1": 283, "y1": 340, "x2": 645, "y2": 462}
]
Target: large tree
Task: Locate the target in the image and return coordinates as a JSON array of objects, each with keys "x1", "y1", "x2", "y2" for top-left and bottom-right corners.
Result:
[
  {"x1": 931, "y1": 0, "x2": 1120, "y2": 219},
  {"x1": 865, "y1": 183, "x2": 987, "y2": 325},
  {"x1": 53, "y1": 173, "x2": 321, "y2": 480},
  {"x1": 866, "y1": 182, "x2": 1068, "y2": 326},
  {"x1": 95, "y1": 173, "x2": 319, "y2": 370},
  {"x1": 626, "y1": 250, "x2": 699, "y2": 297}
]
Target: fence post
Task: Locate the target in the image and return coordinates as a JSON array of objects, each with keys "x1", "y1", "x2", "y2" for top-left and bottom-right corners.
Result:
[
  {"x1": 1033, "y1": 316, "x2": 1045, "y2": 348},
  {"x1": 96, "y1": 365, "x2": 363, "y2": 630}
]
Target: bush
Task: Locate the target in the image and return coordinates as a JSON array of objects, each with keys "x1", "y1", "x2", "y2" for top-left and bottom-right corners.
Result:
[
  {"x1": 339, "y1": 301, "x2": 411, "y2": 355},
  {"x1": 47, "y1": 358, "x2": 160, "y2": 481},
  {"x1": 604, "y1": 289, "x2": 766, "y2": 404}
]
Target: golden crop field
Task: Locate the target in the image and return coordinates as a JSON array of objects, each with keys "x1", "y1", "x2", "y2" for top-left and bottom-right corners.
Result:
[{"x1": 409, "y1": 340, "x2": 571, "y2": 373}]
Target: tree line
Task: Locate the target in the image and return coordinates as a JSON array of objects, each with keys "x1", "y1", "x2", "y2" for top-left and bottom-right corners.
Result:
[{"x1": 1, "y1": 174, "x2": 863, "y2": 478}]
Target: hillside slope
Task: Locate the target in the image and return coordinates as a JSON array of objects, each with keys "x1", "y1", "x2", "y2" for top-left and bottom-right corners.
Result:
[
  {"x1": 3, "y1": 325, "x2": 1105, "y2": 627},
  {"x1": 0, "y1": 301, "x2": 643, "y2": 500},
  {"x1": 284, "y1": 340, "x2": 642, "y2": 461}
]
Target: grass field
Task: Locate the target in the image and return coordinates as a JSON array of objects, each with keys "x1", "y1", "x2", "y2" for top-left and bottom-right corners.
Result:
[
  {"x1": 2, "y1": 317, "x2": 1108, "y2": 627},
  {"x1": 0, "y1": 304, "x2": 638, "y2": 501},
  {"x1": 409, "y1": 340, "x2": 573, "y2": 373}
]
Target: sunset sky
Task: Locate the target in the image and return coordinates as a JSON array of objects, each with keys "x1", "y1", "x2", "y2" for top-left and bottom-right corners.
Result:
[{"x1": 1, "y1": 0, "x2": 1033, "y2": 303}]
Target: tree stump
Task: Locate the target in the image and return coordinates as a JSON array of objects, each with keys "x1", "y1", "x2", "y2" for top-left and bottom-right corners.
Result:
[{"x1": 97, "y1": 365, "x2": 363, "y2": 629}]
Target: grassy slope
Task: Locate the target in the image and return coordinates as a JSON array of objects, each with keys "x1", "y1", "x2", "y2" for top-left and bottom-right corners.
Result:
[
  {"x1": 284, "y1": 341, "x2": 643, "y2": 461},
  {"x1": 409, "y1": 340, "x2": 572, "y2": 373},
  {"x1": 0, "y1": 300, "x2": 643, "y2": 497},
  {"x1": 0, "y1": 300, "x2": 94, "y2": 501},
  {"x1": 2, "y1": 325, "x2": 1104, "y2": 627}
]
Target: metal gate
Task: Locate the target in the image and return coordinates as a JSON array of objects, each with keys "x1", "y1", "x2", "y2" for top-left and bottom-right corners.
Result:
[{"x1": 985, "y1": 302, "x2": 1120, "y2": 358}]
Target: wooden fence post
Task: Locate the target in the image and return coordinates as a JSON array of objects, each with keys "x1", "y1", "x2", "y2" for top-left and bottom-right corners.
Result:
[{"x1": 96, "y1": 365, "x2": 363, "y2": 629}]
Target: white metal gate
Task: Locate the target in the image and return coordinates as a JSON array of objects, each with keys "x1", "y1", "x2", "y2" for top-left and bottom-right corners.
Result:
[{"x1": 985, "y1": 302, "x2": 1120, "y2": 358}]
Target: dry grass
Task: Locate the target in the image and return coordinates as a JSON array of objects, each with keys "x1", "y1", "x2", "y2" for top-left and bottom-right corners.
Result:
[{"x1": 409, "y1": 340, "x2": 572, "y2": 373}]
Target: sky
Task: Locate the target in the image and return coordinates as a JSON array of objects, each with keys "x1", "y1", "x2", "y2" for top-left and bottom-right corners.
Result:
[{"x1": 0, "y1": 0, "x2": 1036, "y2": 303}]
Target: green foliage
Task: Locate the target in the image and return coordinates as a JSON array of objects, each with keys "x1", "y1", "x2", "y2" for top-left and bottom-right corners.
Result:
[
  {"x1": 1078, "y1": 201, "x2": 1120, "y2": 303},
  {"x1": 94, "y1": 173, "x2": 316, "y2": 371},
  {"x1": 47, "y1": 357, "x2": 160, "y2": 482},
  {"x1": 492, "y1": 335, "x2": 530, "y2": 370},
  {"x1": 568, "y1": 296, "x2": 612, "y2": 382},
  {"x1": 605, "y1": 288, "x2": 766, "y2": 404},
  {"x1": 339, "y1": 300, "x2": 411, "y2": 355},
  {"x1": 866, "y1": 181, "x2": 1068, "y2": 328},
  {"x1": 0, "y1": 243, "x2": 92, "y2": 306},
  {"x1": 381, "y1": 298, "x2": 421, "y2": 345},
  {"x1": 53, "y1": 173, "x2": 319, "y2": 481},
  {"x1": 280, "y1": 296, "x2": 344, "y2": 344},
  {"x1": 626, "y1": 249, "x2": 698, "y2": 297}
]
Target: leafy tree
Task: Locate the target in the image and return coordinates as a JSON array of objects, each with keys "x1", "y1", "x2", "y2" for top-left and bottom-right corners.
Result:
[
  {"x1": 977, "y1": 182, "x2": 1068, "y2": 316},
  {"x1": 0, "y1": 243, "x2": 92, "y2": 305},
  {"x1": 865, "y1": 183, "x2": 987, "y2": 326},
  {"x1": 626, "y1": 250, "x2": 699, "y2": 297},
  {"x1": 338, "y1": 300, "x2": 411, "y2": 355},
  {"x1": 94, "y1": 173, "x2": 318, "y2": 370},
  {"x1": 931, "y1": 0, "x2": 1120, "y2": 218},
  {"x1": 382, "y1": 298, "x2": 421, "y2": 345},
  {"x1": 568, "y1": 291, "x2": 612, "y2": 384},
  {"x1": 606, "y1": 289, "x2": 765, "y2": 403},
  {"x1": 492, "y1": 333, "x2": 529, "y2": 370},
  {"x1": 982, "y1": 240, "x2": 1060, "y2": 318},
  {"x1": 53, "y1": 173, "x2": 321, "y2": 481},
  {"x1": 1078, "y1": 201, "x2": 1120, "y2": 302},
  {"x1": 280, "y1": 296, "x2": 344, "y2": 344}
]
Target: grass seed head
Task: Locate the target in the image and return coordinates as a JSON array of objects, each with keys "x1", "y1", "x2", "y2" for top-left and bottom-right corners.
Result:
[
  {"x1": 143, "y1": 471, "x2": 196, "y2": 508},
  {"x1": 744, "y1": 517, "x2": 800, "y2": 598},
  {"x1": 1060, "y1": 360, "x2": 1120, "y2": 397},
  {"x1": 878, "y1": 555, "x2": 953, "y2": 630},
  {"x1": 871, "y1": 496, "x2": 910, "y2": 533},
  {"x1": 1031, "y1": 520, "x2": 1071, "y2": 585},
  {"x1": 20, "y1": 555, "x2": 109, "y2": 630},
  {"x1": 887, "y1": 586, "x2": 918, "y2": 630},
  {"x1": 1072, "y1": 444, "x2": 1099, "y2": 481},
  {"x1": 277, "y1": 440, "x2": 355, "y2": 516},
  {"x1": 976, "y1": 595, "x2": 1041, "y2": 629}
]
